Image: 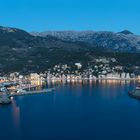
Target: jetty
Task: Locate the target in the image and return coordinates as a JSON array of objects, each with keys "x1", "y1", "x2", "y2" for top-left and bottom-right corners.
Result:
[
  {"x1": 11, "y1": 88, "x2": 55, "y2": 97},
  {"x1": 0, "y1": 86, "x2": 55, "y2": 105}
]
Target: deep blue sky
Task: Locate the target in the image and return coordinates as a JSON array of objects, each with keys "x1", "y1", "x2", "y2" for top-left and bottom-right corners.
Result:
[{"x1": 0, "y1": 0, "x2": 140, "y2": 34}]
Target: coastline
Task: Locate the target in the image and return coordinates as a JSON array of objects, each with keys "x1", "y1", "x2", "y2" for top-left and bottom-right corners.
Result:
[{"x1": 46, "y1": 78, "x2": 138, "y2": 81}]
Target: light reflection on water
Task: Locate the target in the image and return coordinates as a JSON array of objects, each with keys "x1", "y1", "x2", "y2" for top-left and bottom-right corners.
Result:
[
  {"x1": 1, "y1": 80, "x2": 140, "y2": 140},
  {"x1": 46, "y1": 79, "x2": 136, "y2": 90},
  {"x1": 11, "y1": 80, "x2": 136, "y2": 124},
  {"x1": 11, "y1": 100, "x2": 20, "y2": 130}
]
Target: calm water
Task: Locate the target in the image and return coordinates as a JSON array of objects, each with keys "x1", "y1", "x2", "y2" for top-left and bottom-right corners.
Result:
[{"x1": 0, "y1": 80, "x2": 140, "y2": 140}]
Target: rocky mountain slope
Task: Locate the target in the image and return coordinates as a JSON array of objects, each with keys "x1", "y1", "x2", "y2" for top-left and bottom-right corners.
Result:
[
  {"x1": 0, "y1": 26, "x2": 91, "y2": 73},
  {"x1": 31, "y1": 30, "x2": 140, "y2": 52},
  {"x1": 0, "y1": 26, "x2": 140, "y2": 73}
]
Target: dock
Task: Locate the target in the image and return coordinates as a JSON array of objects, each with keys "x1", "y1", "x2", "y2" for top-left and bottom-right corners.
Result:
[{"x1": 11, "y1": 88, "x2": 55, "y2": 97}]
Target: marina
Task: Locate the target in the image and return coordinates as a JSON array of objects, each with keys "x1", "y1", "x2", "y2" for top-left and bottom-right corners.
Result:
[
  {"x1": 0, "y1": 84, "x2": 55, "y2": 104},
  {"x1": 11, "y1": 88, "x2": 55, "y2": 97}
]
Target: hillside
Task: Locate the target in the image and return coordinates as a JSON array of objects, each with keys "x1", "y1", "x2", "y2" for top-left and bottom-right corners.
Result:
[
  {"x1": 0, "y1": 26, "x2": 140, "y2": 74},
  {"x1": 31, "y1": 30, "x2": 140, "y2": 52},
  {"x1": 0, "y1": 26, "x2": 92, "y2": 74}
]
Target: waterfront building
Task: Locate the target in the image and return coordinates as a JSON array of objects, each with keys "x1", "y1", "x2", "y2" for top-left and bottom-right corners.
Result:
[
  {"x1": 121, "y1": 73, "x2": 126, "y2": 79},
  {"x1": 126, "y1": 73, "x2": 130, "y2": 79},
  {"x1": 30, "y1": 73, "x2": 45, "y2": 86},
  {"x1": 106, "y1": 73, "x2": 121, "y2": 79}
]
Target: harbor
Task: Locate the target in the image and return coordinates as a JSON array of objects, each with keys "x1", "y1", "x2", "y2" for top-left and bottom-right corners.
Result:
[
  {"x1": 11, "y1": 88, "x2": 55, "y2": 97},
  {"x1": 0, "y1": 82, "x2": 55, "y2": 104},
  {"x1": 0, "y1": 73, "x2": 139, "y2": 105}
]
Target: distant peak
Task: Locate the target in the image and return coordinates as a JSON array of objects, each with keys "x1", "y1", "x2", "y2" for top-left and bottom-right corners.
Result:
[{"x1": 118, "y1": 30, "x2": 133, "y2": 35}]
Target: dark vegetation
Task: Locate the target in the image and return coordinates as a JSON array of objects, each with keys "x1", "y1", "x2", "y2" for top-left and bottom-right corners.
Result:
[{"x1": 0, "y1": 26, "x2": 140, "y2": 74}]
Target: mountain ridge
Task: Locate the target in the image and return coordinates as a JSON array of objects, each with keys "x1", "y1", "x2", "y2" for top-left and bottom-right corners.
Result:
[
  {"x1": 0, "y1": 26, "x2": 140, "y2": 73},
  {"x1": 31, "y1": 30, "x2": 140, "y2": 52}
]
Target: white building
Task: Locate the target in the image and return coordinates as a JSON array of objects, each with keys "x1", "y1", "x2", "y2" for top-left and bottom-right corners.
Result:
[
  {"x1": 126, "y1": 73, "x2": 130, "y2": 79},
  {"x1": 106, "y1": 73, "x2": 121, "y2": 79},
  {"x1": 30, "y1": 73, "x2": 45, "y2": 85},
  {"x1": 121, "y1": 73, "x2": 126, "y2": 79},
  {"x1": 75, "y1": 63, "x2": 82, "y2": 69}
]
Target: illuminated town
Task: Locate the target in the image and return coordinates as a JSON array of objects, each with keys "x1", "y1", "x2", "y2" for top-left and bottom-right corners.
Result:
[
  {"x1": 0, "y1": 64, "x2": 139, "y2": 89},
  {"x1": 1, "y1": 56, "x2": 140, "y2": 104}
]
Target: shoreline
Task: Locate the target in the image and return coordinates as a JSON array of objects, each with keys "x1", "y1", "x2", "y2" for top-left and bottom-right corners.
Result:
[{"x1": 46, "y1": 78, "x2": 138, "y2": 81}]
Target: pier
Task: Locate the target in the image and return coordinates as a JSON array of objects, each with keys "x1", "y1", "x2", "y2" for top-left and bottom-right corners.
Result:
[
  {"x1": 11, "y1": 88, "x2": 55, "y2": 97},
  {"x1": 16, "y1": 85, "x2": 39, "y2": 91},
  {"x1": 0, "y1": 87, "x2": 55, "y2": 105}
]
